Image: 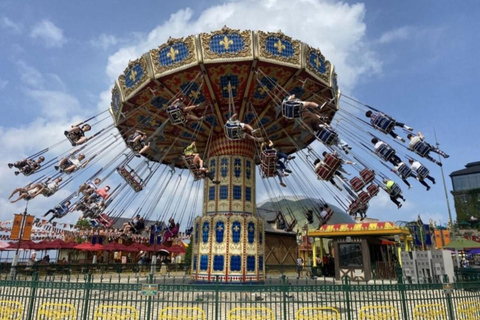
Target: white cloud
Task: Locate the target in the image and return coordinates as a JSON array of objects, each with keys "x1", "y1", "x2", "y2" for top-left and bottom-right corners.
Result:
[
  {"x1": 1, "y1": 16, "x2": 22, "y2": 34},
  {"x1": 25, "y1": 89, "x2": 81, "y2": 120},
  {"x1": 90, "y1": 34, "x2": 119, "y2": 50},
  {"x1": 378, "y1": 26, "x2": 412, "y2": 44},
  {"x1": 105, "y1": 0, "x2": 382, "y2": 91},
  {"x1": 30, "y1": 19, "x2": 66, "y2": 48},
  {"x1": 16, "y1": 61, "x2": 82, "y2": 119}
]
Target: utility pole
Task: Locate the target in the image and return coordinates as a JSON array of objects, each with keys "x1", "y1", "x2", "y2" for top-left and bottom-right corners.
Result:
[{"x1": 434, "y1": 129, "x2": 460, "y2": 268}]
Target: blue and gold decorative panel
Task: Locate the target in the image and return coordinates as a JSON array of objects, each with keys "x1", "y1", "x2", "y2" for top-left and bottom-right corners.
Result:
[
  {"x1": 289, "y1": 86, "x2": 306, "y2": 99},
  {"x1": 191, "y1": 214, "x2": 265, "y2": 283},
  {"x1": 233, "y1": 186, "x2": 242, "y2": 200},
  {"x1": 200, "y1": 255, "x2": 209, "y2": 271},
  {"x1": 210, "y1": 34, "x2": 244, "y2": 54},
  {"x1": 265, "y1": 37, "x2": 294, "y2": 58},
  {"x1": 202, "y1": 221, "x2": 210, "y2": 243},
  {"x1": 220, "y1": 158, "x2": 229, "y2": 177},
  {"x1": 209, "y1": 186, "x2": 215, "y2": 201},
  {"x1": 247, "y1": 256, "x2": 256, "y2": 272},
  {"x1": 215, "y1": 221, "x2": 225, "y2": 243},
  {"x1": 245, "y1": 187, "x2": 251, "y2": 202},
  {"x1": 220, "y1": 75, "x2": 239, "y2": 98},
  {"x1": 257, "y1": 31, "x2": 301, "y2": 66},
  {"x1": 253, "y1": 76, "x2": 277, "y2": 100},
  {"x1": 158, "y1": 42, "x2": 189, "y2": 66},
  {"x1": 232, "y1": 221, "x2": 241, "y2": 243},
  {"x1": 149, "y1": 35, "x2": 197, "y2": 77},
  {"x1": 234, "y1": 158, "x2": 242, "y2": 178},
  {"x1": 118, "y1": 56, "x2": 150, "y2": 99},
  {"x1": 219, "y1": 186, "x2": 228, "y2": 200},
  {"x1": 230, "y1": 255, "x2": 241, "y2": 272},
  {"x1": 247, "y1": 222, "x2": 255, "y2": 244},
  {"x1": 181, "y1": 81, "x2": 206, "y2": 103},
  {"x1": 201, "y1": 27, "x2": 253, "y2": 62},
  {"x1": 213, "y1": 255, "x2": 224, "y2": 271},
  {"x1": 137, "y1": 115, "x2": 162, "y2": 131},
  {"x1": 246, "y1": 160, "x2": 251, "y2": 180},
  {"x1": 195, "y1": 222, "x2": 200, "y2": 244},
  {"x1": 305, "y1": 46, "x2": 331, "y2": 84},
  {"x1": 125, "y1": 63, "x2": 144, "y2": 88},
  {"x1": 150, "y1": 95, "x2": 169, "y2": 110},
  {"x1": 110, "y1": 83, "x2": 123, "y2": 125}
]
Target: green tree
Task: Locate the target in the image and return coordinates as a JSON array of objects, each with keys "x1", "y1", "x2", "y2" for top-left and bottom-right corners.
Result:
[
  {"x1": 184, "y1": 238, "x2": 193, "y2": 274},
  {"x1": 75, "y1": 219, "x2": 92, "y2": 230}
]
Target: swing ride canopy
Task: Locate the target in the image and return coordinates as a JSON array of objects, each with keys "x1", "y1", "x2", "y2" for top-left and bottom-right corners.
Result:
[{"x1": 110, "y1": 27, "x2": 340, "y2": 167}]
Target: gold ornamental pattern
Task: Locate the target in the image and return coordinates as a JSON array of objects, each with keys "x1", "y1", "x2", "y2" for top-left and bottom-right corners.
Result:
[
  {"x1": 118, "y1": 56, "x2": 149, "y2": 99},
  {"x1": 201, "y1": 27, "x2": 253, "y2": 61},
  {"x1": 149, "y1": 35, "x2": 197, "y2": 76},
  {"x1": 257, "y1": 30, "x2": 301, "y2": 66}
]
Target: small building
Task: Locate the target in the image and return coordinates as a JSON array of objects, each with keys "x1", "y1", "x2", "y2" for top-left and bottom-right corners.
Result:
[
  {"x1": 257, "y1": 197, "x2": 354, "y2": 268},
  {"x1": 309, "y1": 221, "x2": 411, "y2": 281},
  {"x1": 450, "y1": 161, "x2": 480, "y2": 223}
]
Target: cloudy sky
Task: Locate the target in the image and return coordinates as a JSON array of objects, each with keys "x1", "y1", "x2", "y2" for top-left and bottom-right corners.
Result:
[{"x1": 0, "y1": 0, "x2": 478, "y2": 228}]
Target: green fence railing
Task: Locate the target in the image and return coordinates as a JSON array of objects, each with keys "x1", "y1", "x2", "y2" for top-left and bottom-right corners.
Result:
[{"x1": 0, "y1": 266, "x2": 479, "y2": 319}]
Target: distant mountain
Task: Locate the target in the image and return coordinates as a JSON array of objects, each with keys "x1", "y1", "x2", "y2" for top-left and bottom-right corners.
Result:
[{"x1": 257, "y1": 196, "x2": 354, "y2": 232}]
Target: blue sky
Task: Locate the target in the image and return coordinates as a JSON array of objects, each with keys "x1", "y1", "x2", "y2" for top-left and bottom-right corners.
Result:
[{"x1": 0, "y1": 0, "x2": 478, "y2": 229}]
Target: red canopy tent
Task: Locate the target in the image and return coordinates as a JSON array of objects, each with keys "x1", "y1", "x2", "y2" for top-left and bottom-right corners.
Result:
[
  {"x1": 129, "y1": 243, "x2": 150, "y2": 252},
  {"x1": 41, "y1": 239, "x2": 68, "y2": 250},
  {"x1": 168, "y1": 244, "x2": 186, "y2": 253},
  {"x1": 74, "y1": 243, "x2": 104, "y2": 251},
  {"x1": 7, "y1": 240, "x2": 39, "y2": 250},
  {"x1": 145, "y1": 244, "x2": 168, "y2": 252}
]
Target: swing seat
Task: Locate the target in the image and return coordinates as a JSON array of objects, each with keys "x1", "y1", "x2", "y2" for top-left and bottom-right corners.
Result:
[
  {"x1": 390, "y1": 183, "x2": 402, "y2": 198},
  {"x1": 350, "y1": 177, "x2": 366, "y2": 192},
  {"x1": 183, "y1": 155, "x2": 205, "y2": 181},
  {"x1": 412, "y1": 141, "x2": 431, "y2": 157},
  {"x1": 367, "y1": 183, "x2": 380, "y2": 197},
  {"x1": 416, "y1": 165, "x2": 430, "y2": 180},
  {"x1": 397, "y1": 163, "x2": 412, "y2": 178},
  {"x1": 166, "y1": 105, "x2": 186, "y2": 125},
  {"x1": 322, "y1": 208, "x2": 334, "y2": 224},
  {"x1": 96, "y1": 213, "x2": 114, "y2": 228},
  {"x1": 64, "y1": 130, "x2": 82, "y2": 146},
  {"x1": 358, "y1": 191, "x2": 371, "y2": 203},
  {"x1": 376, "y1": 144, "x2": 396, "y2": 162},
  {"x1": 282, "y1": 99, "x2": 303, "y2": 119},
  {"x1": 373, "y1": 116, "x2": 395, "y2": 134},
  {"x1": 260, "y1": 150, "x2": 278, "y2": 178},
  {"x1": 360, "y1": 169, "x2": 375, "y2": 184},
  {"x1": 117, "y1": 166, "x2": 144, "y2": 192},
  {"x1": 224, "y1": 121, "x2": 244, "y2": 140},
  {"x1": 324, "y1": 153, "x2": 341, "y2": 171},
  {"x1": 128, "y1": 140, "x2": 144, "y2": 153},
  {"x1": 19, "y1": 165, "x2": 38, "y2": 177},
  {"x1": 348, "y1": 200, "x2": 362, "y2": 215},
  {"x1": 316, "y1": 164, "x2": 335, "y2": 181},
  {"x1": 315, "y1": 127, "x2": 338, "y2": 145}
]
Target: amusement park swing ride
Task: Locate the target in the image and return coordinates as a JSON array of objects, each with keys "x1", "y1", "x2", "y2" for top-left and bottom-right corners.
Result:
[{"x1": 6, "y1": 27, "x2": 449, "y2": 283}]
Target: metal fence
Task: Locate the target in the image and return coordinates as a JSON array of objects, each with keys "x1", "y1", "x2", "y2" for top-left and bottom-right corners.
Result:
[{"x1": 0, "y1": 265, "x2": 479, "y2": 320}]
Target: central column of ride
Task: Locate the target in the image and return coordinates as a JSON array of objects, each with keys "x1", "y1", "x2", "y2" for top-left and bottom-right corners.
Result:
[{"x1": 191, "y1": 135, "x2": 265, "y2": 283}]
